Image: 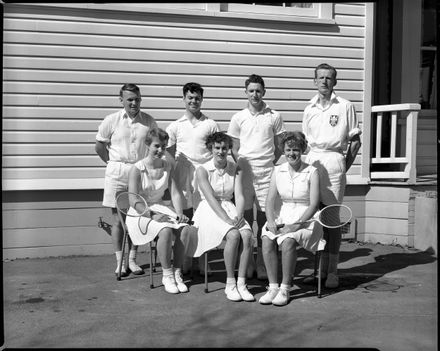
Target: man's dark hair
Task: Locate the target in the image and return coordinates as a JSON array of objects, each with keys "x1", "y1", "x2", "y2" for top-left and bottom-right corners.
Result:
[
  {"x1": 183, "y1": 82, "x2": 204, "y2": 98},
  {"x1": 119, "y1": 83, "x2": 141, "y2": 97},
  {"x1": 245, "y1": 74, "x2": 265, "y2": 89}
]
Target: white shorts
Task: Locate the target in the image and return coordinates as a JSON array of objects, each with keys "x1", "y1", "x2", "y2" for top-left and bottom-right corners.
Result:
[
  {"x1": 305, "y1": 150, "x2": 346, "y2": 205},
  {"x1": 102, "y1": 161, "x2": 134, "y2": 208},
  {"x1": 174, "y1": 155, "x2": 202, "y2": 210},
  {"x1": 239, "y1": 159, "x2": 273, "y2": 211}
]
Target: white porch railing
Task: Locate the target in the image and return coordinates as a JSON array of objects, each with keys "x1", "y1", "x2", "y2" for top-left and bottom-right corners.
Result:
[{"x1": 367, "y1": 103, "x2": 421, "y2": 184}]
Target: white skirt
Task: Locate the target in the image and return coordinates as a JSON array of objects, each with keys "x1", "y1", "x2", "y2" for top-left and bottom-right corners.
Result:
[
  {"x1": 262, "y1": 202, "x2": 323, "y2": 253},
  {"x1": 125, "y1": 207, "x2": 187, "y2": 246},
  {"x1": 188, "y1": 199, "x2": 252, "y2": 257}
]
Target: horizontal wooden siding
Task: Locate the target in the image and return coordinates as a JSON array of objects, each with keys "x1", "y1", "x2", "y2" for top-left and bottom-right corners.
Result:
[{"x1": 3, "y1": 2, "x2": 368, "y2": 189}]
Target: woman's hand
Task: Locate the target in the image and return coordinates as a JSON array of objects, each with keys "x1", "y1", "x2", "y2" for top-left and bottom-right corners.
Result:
[
  {"x1": 231, "y1": 216, "x2": 246, "y2": 229},
  {"x1": 177, "y1": 213, "x2": 189, "y2": 224},
  {"x1": 152, "y1": 213, "x2": 170, "y2": 223},
  {"x1": 280, "y1": 223, "x2": 302, "y2": 234},
  {"x1": 266, "y1": 221, "x2": 279, "y2": 235}
]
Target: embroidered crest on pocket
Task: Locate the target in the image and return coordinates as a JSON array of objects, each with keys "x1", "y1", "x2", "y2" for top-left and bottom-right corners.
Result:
[{"x1": 329, "y1": 115, "x2": 339, "y2": 126}]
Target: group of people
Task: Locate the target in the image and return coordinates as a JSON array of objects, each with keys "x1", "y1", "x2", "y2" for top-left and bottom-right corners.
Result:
[{"x1": 95, "y1": 63, "x2": 361, "y2": 306}]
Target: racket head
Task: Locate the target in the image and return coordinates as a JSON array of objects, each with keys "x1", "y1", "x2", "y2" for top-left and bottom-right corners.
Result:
[
  {"x1": 115, "y1": 191, "x2": 149, "y2": 217},
  {"x1": 318, "y1": 204, "x2": 352, "y2": 228}
]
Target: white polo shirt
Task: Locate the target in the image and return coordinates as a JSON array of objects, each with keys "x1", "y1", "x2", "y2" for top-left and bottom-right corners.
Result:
[
  {"x1": 302, "y1": 93, "x2": 361, "y2": 153},
  {"x1": 166, "y1": 113, "x2": 220, "y2": 165},
  {"x1": 96, "y1": 109, "x2": 158, "y2": 162},
  {"x1": 227, "y1": 103, "x2": 286, "y2": 167}
]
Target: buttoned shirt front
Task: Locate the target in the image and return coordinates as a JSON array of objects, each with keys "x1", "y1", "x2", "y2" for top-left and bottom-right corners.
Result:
[
  {"x1": 96, "y1": 109, "x2": 157, "y2": 163},
  {"x1": 227, "y1": 103, "x2": 286, "y2": 167},
  {"x1": 302, "y1": 93, "x2": 361, "y2": 153},
  {"x1": 166, "y1": 113, "x2": 220, "y2": 165}
]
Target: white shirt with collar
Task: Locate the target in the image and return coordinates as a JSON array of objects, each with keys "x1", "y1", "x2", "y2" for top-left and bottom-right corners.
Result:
[
  {"x1": 166, "y1": 113, "x2": 220, "y2": 165},
  {"x1": 96, "y1": 109, "x2": 157, "y2": 163},
  {"x1": 302, "y1": 92, "x2": 361, "y2": 153},
  {"x1": 227, "y1": 103, "x2": 286, "y2": 167}
]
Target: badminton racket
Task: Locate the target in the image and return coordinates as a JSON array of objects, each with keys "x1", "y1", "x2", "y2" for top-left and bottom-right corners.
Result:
[
  {"x1": 266, "y1": 204, "x2": 352, "y2": 233},
  {"x1": 115, "y1": 191, "x2": 149, "y2": 217}
]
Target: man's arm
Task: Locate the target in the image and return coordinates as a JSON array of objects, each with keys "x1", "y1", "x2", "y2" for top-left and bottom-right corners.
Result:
[
  {"x1": 273, "y1": 133, "x2": 283, "y2": 165},
  {"x1": 345, "y1": 134, "x2": 361, "y2": 171},
  {"x1": 95, "y1": 140, "x2": 109, "y2": 164},
  {"x1": 230, "y1": 136, "x2": 240, "y2": 163}
]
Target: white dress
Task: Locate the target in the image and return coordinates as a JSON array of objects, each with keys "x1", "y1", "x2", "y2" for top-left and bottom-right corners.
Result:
[
  {"x1": 125, "y1": 156, "x2": 187, "y2": 246},
  {"x1": 188, "y1": 159, "x2": 252, "y2": 258},
  {"x1": 262, "y1": 162, "x2": 323, "y2": 253}
]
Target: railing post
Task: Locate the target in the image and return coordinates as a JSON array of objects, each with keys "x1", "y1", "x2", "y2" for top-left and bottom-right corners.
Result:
[{"x1": 405, "y1": 110, "x2": 419, "y2": 184}]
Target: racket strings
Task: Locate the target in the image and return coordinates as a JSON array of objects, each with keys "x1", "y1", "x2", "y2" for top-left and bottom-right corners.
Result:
[{"x1": 319, "y1": 205, "x2": 352, "y2": 228}]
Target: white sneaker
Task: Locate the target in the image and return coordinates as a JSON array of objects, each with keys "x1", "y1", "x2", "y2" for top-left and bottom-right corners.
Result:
[
  {"x1": 272, "y1": 288, "x2": 290, "y2": 306},
  {"x1": 237, "y1": 284, "x2": 255, "y2": 302},
  {"x1": 258, "y1": 287, "x2": 279, "y2": 304},
  {"x1": 174, "y1": 271, "x2": 189, "y2": 293},
  {"x1": 225, "y1": 284, "x2": 242, "y2": 302},
  {"x1": 162, "y1": 275, "x2": 179, "y2": 294},
  {"x1": 325, "y1": 273, "x2": 339, "y2": 288}
]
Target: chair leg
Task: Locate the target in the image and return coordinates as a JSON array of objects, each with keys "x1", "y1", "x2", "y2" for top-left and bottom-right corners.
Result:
[
  {"x1": 204, "y1": 252, "x2": 209, "y2": 293},
  {"x1": 317, "y1": 251, "x2": 322, "y2": 298},
  {"x1": 117, "y1": 227, "x2": 128, "y2": 281},
  {"x1": 153, "y1": 239, "x2": 158, "y2": 272},
  {"x1": 149, "y1": 242, "x2": 154, "y2": 288}
]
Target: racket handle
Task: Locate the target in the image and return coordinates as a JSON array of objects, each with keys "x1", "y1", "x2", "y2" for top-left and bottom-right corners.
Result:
[{"x1": 265, "y1": 224, "x2": 285, "y2": 231}]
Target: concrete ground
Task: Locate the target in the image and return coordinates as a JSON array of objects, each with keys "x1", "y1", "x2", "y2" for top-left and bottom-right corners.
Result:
[{"x1": 2, "y1": 241, "x2": 437, "y2": 350}]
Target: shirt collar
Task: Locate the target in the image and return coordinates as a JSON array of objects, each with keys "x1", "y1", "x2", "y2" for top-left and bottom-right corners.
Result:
[
  {"x1": 309, "y1": 92, "x2": 339, "y2": 107},
  {"x1": 179, "y1": 113, "x2": 207, "y2": 123},
  {"x1": 247, "y1": 102, "x2": 269, "y2": 116},
  {"x1": 122, "y1": 109, "x2": 141, "y2": 121}
]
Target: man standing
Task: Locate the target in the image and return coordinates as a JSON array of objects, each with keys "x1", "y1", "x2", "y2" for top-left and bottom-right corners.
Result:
[
  {"x1": 227, "y1": 74, "x2": 286, "y2": 280},
  {"x1": 95, "y1": 83, "x2": 158, "y2": 277},
  {"x1": 166, "y1": 82, "x2": 220, "y2": 274},
  {"x1": 302, "y1": 63, "x2": 361, "y2": 288}
]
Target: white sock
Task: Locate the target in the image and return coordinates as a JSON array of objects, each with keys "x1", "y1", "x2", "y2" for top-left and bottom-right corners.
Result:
[
  {"x1": 115, "y1": 251, "x2": 124, "y2": 272},
  {"x1": 280, "y1": 283, "x2": 290, "y2": 291},
  {"x1": 128, "y1": 249, "x2": 140, "y2": 269},
  {"x1": 269, "y1": 283, "x2": 279, "y2": 290},
  {"x1": 237, "y1": 277, "x2": 246, "y2": 287},
  {"x1": 226, "y1": 277, "x2": 236, "y2": 286},
  {"x1": 174, "y1": 267, "x2": 182, "y2": 276},
  {"x1": 162, "y1": 267, "x2": 174, "y2": 277}
]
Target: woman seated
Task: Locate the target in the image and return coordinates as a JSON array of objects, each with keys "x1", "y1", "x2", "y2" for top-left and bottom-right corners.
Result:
[
  {"x1": 125, "y1": 128, "x2": 190, "y2": 294},
  {"x1": 260, "y1": 131, "x2": 322, "y2": 306},
  {"x1": 189, "y1": 132, "x2": 255, "y2": 302}
]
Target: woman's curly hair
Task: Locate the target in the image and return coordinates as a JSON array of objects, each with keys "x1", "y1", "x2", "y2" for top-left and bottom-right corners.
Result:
[
  {"x1": 205, "y1": 131, "x2": 233, "y2": 150},
  {"x1": 279, "y1": 131, "x2": 308, "y2": 153}
]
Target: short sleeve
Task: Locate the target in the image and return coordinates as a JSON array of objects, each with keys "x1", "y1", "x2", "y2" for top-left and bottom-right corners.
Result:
[
  {"x1": 346, "y1": 103, "x2": 362, "y2": 139},
  {"x1": 227, "y1": 113, "x2": 241, "y2": 139},
  {"x1": 272, "y1": 111, "x2": 286, "y2": 136},
  {"x1": 96, "y1": 114, "x2": 115, "y2": 143},
  {"x1": 166, "y1": 121, "x2": 178, "y2": 148}
]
